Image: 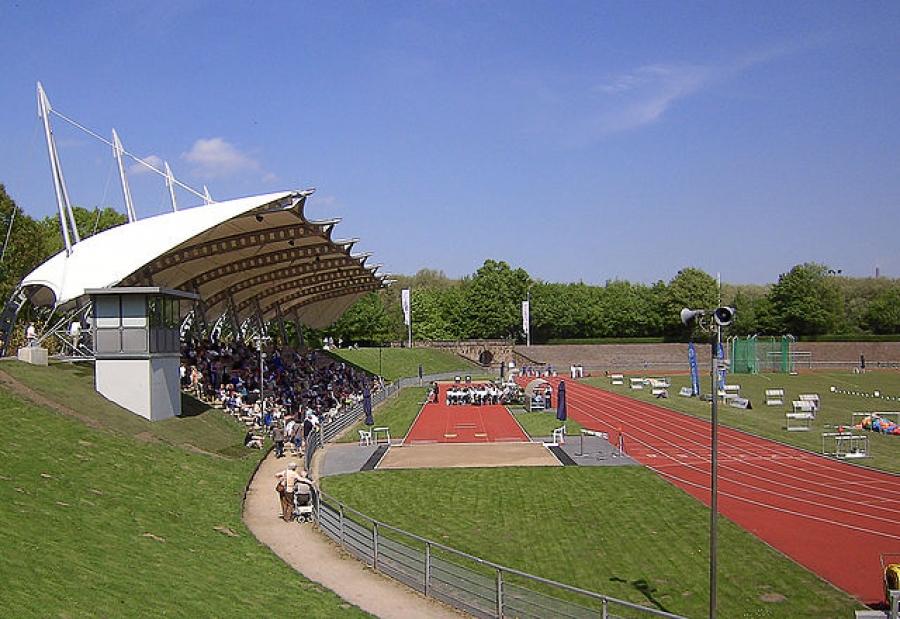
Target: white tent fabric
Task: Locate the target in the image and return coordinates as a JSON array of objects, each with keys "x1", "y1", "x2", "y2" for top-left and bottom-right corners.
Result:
[{"x1": 21, "y1": 191, "x2": 385, "y2": 330}]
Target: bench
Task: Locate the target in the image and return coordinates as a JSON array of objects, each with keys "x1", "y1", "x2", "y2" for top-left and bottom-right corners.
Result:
[
  {"x1": 786, "y1": 412, "x2": 814, "y2": 431},
  {"x1": 679, "y1": 386, "x2": 694, "y2": 397},
  {"x1": 648, "y1": 378, "x2": 671, "y2": 389},
  {"x1": 609, "y1": 373, "x2": 624, "y2": 386},
  {"x1": 765, "y1": 389, "x2": 785, "y2": 406},
  {"x1": 629, "y1": 378, "x2": 644, "y2": 390}
]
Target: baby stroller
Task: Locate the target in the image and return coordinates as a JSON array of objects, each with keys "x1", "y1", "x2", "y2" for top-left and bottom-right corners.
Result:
[{"x1": 291, "y1": 479, "x2": 316, "y2": 523}]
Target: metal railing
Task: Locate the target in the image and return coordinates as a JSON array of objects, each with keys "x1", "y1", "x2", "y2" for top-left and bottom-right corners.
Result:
[{"x1": 314, "y1": 492, "x2": 687, "y2": 619}]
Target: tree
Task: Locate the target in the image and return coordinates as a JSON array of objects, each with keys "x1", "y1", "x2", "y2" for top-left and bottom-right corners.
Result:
[
  {"x1": 328, "y1": 292, "x2": 391, "y2": 345},
  {"x1": 767, "y1": 263, "x2": 844, "y2": 336},
  {"x1": 663, "y1": 268, "x2": 719, "y2": 336},
  {"x1": 39, "y1": 206, "x2": 127, "y2": 255},
  {"x1": 599, "y1": 279, "x2": 661, "y2": 338},
  {"x1": 460, "y1": 259, "x2": 531, "y2": 340},
  {"x1": 864, "y1": 288, "x2": 900, "y2": 334},
  {"x1": 0, "y1": 185, "x2": 53, "y2": 304},
  {"x1": 410, "y1": 287, "x2": 464, "y2": 341}
]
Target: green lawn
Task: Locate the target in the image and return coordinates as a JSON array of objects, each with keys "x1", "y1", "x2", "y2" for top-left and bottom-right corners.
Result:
[
  {"x1": 322, "y1": 466, "x2": 861, "y2": 618},
  {"x1": 0, "y1": 360, "x2": 372, "y2": 618},
  {"x1": 328, "y1": 346, "x2": 482, "y2": 382}
]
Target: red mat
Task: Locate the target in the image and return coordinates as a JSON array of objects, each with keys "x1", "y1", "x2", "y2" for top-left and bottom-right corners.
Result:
[
  {"x1": 522, "y1": 377, "x2": 900, "y2": 606},
  {"x1": 405, "y1": 402, "x2": 530, "y2": 444}
]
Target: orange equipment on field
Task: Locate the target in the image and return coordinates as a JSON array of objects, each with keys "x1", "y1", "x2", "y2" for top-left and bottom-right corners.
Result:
[{"x1": 882, "y1": 554, "x2": 900, "y2": 606}]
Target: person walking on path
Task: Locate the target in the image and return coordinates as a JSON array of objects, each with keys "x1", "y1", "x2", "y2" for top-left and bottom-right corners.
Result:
[
  {"x1": 272, "y1": 423, "x2": 286, "y2": 458},
  {"x1": 275, "y1": 461, "x2": 302, "y2": 521}
]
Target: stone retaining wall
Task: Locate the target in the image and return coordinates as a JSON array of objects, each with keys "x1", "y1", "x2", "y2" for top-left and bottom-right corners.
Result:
[{"x1": 512, "y1": 342, "x2": 900, "y2": 374}]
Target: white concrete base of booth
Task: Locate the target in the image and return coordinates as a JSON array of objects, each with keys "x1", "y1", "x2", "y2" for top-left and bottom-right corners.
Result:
[
  {"x1": 95, "y1": 357, "x2": 181, "y2": 421},
  {"x1": 17, "y1": 346, "x2": 48, "y2": 366}
]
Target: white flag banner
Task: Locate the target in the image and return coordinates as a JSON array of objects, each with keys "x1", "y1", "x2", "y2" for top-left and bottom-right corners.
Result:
[
  {"x1": 402, "y1": 288, "x2": 411, "y2": 326},
  {"x1": 522, "y1": 300, "x2": 530, "y2": 333}
]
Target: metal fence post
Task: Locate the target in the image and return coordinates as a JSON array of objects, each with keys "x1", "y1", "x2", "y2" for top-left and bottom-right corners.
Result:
[
  {"x1": 373, "y1": 521, "x2": 379, "y2": 571},
  {"x1": 496, "y1": 567, "x2": 504, "y2": 618},
  {"x1": 425, "y1": 542, "x2": 432, "y2": 597}
]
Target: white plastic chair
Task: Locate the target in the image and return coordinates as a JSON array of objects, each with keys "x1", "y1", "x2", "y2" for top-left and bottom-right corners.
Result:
[
  {"x1": 552, "y1": 425, "x2": 566, "y2": 445},
  {"x1": 358, "y1": 429, "x2": 372, "y2": 446}
]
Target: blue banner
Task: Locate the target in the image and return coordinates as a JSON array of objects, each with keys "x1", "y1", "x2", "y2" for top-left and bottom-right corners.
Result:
[
  {"x1": 717, "y1": 342, "x2": 727, "y2": 393},
  {"x1": 688, "y1": 342, "x2": 700, "y2": 396}
]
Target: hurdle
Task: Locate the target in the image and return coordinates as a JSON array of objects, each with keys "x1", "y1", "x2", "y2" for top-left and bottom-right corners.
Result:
[
  {"x1": 786, "y1": 412, "x2": 814, "y2": 431},
  {"x1": 822, "y1": 431, "x2": 869, "y2": 459},
  {"x1": 577, "y1": 429, "x2": 610, "y2": 457},
  {"x1": 765, "y1": 389, "x2": 785, "y2": 406}
]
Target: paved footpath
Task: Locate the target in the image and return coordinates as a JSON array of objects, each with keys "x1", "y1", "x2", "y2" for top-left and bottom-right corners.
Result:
[{"x1": 242, "y1": 447, "x2": 470, "y2": 619}]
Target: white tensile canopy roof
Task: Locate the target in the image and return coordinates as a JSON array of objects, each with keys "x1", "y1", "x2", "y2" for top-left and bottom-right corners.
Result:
[{"x1": 20, "y1": 190, "x2": 386, "y2": 330}]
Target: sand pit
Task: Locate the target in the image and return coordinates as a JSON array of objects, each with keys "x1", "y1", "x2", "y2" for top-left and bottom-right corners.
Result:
[{"x1": 376, "y1": 441, "x2": 562, "y2": 469}]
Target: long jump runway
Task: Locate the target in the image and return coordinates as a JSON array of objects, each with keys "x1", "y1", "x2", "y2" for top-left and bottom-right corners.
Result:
[
  {"x1": 529, "y1": 377, "x2": 900, "y2": 606},
  {"x1": 379, "y1": 398, "x2": 562, "y2": 469},
  {"x1": 405, "y1": 401, "x2": 531, "y2": 444}
]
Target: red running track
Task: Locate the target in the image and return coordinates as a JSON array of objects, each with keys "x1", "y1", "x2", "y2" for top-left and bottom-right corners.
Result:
[
  {"x1": 523, "y1": 376, "x2": 900, "y2": 606},
  {"x1": 405, "y1": 402, "x2": 530, "y2": 444}
]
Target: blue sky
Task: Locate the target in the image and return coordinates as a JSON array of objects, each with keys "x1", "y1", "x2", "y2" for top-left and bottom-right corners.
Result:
[{"x1": 2, "y1": 1, "x2": 898, "y2": 285}]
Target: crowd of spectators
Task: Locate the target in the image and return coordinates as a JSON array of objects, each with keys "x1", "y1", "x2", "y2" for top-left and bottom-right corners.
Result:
[
  {"x1": 431, "y1": 381, "x2": 520, "y2": 406},
  {"x1": 179, "y1": 336, "x2": 375, "y2": 451}
]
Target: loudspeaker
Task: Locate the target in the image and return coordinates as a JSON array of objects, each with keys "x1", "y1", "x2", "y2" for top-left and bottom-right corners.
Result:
[
  {"x1": 713, "y1": 306, "x2": 735, "y2": 326},
  {"x1": 680, "y1": 308, "x2": 704, "y2": 325}
]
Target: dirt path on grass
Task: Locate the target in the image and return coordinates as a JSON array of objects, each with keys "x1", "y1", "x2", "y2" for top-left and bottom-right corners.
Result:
[{"x1": 242, "y1": 448, "x2": 470, "y2": 619}]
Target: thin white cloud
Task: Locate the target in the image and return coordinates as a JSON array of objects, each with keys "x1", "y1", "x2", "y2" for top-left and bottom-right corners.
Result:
[
  {"x1": 523, "y1": 43, "x2": 799, "y2": 145},
  {"x1": 181, "y1": 137, "x2": 261, "y2": 179},
  {"x1": 590, "y1": 63, "x2": 713, "y2": 132},
  {"x1": 128, "y1": 154, "x2": 164, "y2": 176}
]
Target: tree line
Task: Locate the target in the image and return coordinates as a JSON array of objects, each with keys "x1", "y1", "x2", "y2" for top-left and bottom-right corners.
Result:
[
  {"x1": 328, "y1": 260, "x2": 900, "y2": 346},
  {"x1": 2, "y1": 185, "x2": 898, "y2": 346}
]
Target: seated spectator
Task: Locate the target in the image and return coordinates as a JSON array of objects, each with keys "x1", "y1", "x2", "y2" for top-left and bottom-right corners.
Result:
[{"x1": 244, "y1": 430, "x2": 264, "y2": 449}]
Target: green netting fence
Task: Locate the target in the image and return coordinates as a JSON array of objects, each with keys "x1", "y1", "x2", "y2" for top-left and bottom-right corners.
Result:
[{"x1": 729, "y1": 336, "x2": 793, "y2": 374}]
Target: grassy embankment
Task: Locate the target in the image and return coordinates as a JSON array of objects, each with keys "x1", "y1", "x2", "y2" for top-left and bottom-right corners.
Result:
[{"x1": 0, "y1": 360, "x2": 372, "y2": 618}]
